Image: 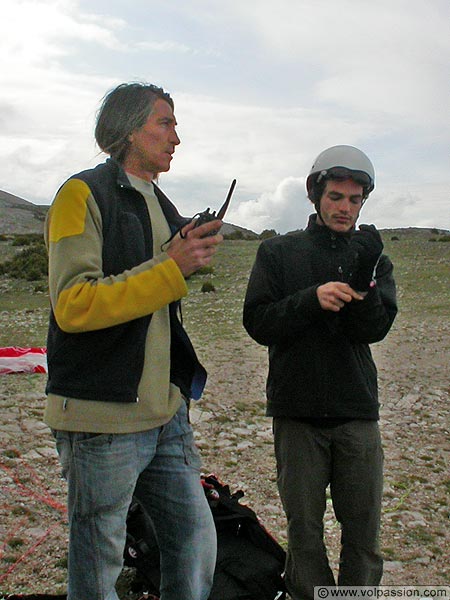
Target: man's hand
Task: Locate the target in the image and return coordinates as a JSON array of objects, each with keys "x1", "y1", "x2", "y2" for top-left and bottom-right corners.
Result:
[
  {"x1": 350, "y1": 224, "x2": 383, "y2": 262},
  {"x1": 317, "y1": 282, "x2": 364, "y2": 312},
  {"x1": 349, "y1": 224, "x2": 383, "y2": 291},
  {"x1": 166, "y1": 219, "x2": 223, "y2": 277}
]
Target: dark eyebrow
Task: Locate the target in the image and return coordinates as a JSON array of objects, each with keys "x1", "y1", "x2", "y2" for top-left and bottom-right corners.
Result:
[
  {"x1": 328, "y1": 190, "x2": 363, "y2": 202},
  {"x1": 327, "y1": 191, "x2": 344, "y2": 199}
]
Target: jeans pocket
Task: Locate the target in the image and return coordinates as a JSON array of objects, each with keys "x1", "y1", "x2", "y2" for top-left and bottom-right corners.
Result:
[
  {"x1": 74, "y1": 431, "x2": 112, "y2": 448},
  {"x1": 70, "y1": 432, "x2": 136, "y2": 517},
  {"x1": 53, "y1": 429, "x2": 73, "y2": 480}
]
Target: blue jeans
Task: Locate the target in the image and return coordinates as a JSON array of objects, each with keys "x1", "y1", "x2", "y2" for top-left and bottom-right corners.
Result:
[{"x1": 54, "y1": 402, "x2": 216, "y2": 600}]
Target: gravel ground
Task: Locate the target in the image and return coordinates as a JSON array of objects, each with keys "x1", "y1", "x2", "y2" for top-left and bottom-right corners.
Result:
[{"x1": 0, "y1": 305, "x2": 449, "y2": 596}]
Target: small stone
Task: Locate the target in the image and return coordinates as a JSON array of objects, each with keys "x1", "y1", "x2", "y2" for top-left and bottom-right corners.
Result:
[
  {"x1": 384, "y1": 561, "x2": 404, "y2": 571},
  {"x1": 236, "y1": 441, "x2": 254, "y2": 451}
]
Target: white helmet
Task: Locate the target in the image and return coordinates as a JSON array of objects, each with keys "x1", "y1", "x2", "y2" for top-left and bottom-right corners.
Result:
[{"x1": 306, "y1": 145, "x2": 375, "y2": 200}]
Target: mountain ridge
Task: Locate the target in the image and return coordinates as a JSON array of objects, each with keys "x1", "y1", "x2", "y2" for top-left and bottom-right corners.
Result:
[
  {"x1": 0, "y1": 189, "x2": 260, "y2": 238},
  {"x1": 1, "y1": 188, "x2": 447, "y2": 237}
]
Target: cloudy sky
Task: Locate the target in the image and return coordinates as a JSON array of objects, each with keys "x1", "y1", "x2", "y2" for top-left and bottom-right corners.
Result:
[{"x1": 1, "y1": 0, "x2": 448, "y2": 233}]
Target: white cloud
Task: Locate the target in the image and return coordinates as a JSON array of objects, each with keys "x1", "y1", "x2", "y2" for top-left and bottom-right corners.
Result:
[
  {"x1": 230, "y1": 179, "x2": 450, "y2": 235},
  {"x1": 0, "y1": 0, "x2": 123, "y2": 201},
  {"x1": 0, "y1": 0, "x2": 125, "y2": 66},
  {"x1": 229, "y1": 176, "x2": 311, "y2": 234},
  {"x1": 228, "y1": 0, "x2": 450, "y2": 127},
  {"x1": 135, "y1": 41, "x2": 193, "y2": 54},
  {"x1": 361, "y1": 183, "x2": 449, "y2": 230},
  {"x1": 171, "y1": 94, "x2": 384, "y2": 193}
]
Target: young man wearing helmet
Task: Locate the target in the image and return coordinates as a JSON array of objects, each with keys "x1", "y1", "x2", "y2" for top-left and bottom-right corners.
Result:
[{"x1": 243, "y1": 146, "x2": 397, "y2": 599}]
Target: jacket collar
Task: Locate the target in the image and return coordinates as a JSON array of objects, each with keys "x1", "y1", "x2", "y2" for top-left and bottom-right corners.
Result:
[
  {"x1": 105, "y1": 157, "x2": 134, "y2": 189},
  {"x1": 105, "y1": 157, "x2": 188, "y2": 230},
  {"x1": 307, "y1": 213, "x2": 353, "y2": 239}
]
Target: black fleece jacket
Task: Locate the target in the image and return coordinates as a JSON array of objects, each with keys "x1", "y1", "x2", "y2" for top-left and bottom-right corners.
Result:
[
  {"x1": 46, "y1": 158, "x2": 206, "y2": 403},
  {"x1": 243, "y1": 215, "x2": 397, "y2": 420}
]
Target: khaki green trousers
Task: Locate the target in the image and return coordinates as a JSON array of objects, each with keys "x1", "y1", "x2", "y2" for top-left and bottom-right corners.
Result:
[{"x1": 273, "y1": 418, "x2": 384, "y2": 600}]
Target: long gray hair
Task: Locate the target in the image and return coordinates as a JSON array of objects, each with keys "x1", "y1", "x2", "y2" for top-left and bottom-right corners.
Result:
[{"x1": 95, "y1": 82, "x2": 174, "y2": 163}]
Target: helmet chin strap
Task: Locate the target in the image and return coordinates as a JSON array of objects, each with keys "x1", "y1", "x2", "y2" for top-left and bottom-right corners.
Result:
[{"x1": 314, "y1": 201, "x2": 324, "y2": 225}]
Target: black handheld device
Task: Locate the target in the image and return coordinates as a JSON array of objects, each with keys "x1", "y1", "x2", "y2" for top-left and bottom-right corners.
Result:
[{"x1": 193, "y1": 179, "x2": 236, "y2": 235}]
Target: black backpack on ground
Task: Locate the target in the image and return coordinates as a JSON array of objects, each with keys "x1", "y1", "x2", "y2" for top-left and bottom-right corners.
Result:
[{"x1": 124, "y1": 474, "x2": 287, "y2": 600}]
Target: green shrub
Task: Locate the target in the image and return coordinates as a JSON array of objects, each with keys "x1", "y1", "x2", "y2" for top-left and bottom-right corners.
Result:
[
  {"x1": 196, "y1": 265, "x2": 215, "y2": 275},
  {"x1": 224, "y1": 230, "x2": 244, "y2": 240},
  {"x1": 201, "y1": 281, "x2": 216, "y2": 293},
  {"x1": 55, "y1": 555, "x2": 68, "y2": 569},
  {"x1": 11, "y1": 233, "x2": 44, "y2": 246},
  {"x1": 34, "y1": 282, "x2": 48, "y2": 293},
  {"x1": 259, "y1": 229, "x2": 279, "y2": 239},
  {"x1": 0, "y1": 241, "x2": 48, "y2": 281}
]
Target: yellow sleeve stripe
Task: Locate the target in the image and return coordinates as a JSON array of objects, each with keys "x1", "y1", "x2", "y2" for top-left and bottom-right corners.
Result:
[
  {"x1": 54, "y1": 258, "x2": 188, "y2": 333},
  {"x1": 48, "y1": 179, "x2": 91, "y2": 243}
]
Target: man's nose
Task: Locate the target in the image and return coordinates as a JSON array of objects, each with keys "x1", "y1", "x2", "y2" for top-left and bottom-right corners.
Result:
[
  {"x1": 171, "y1": 130, "x2": 181, "y2": 145},
  {"x1": 338, "y1": 198, "x2": 351, "y2": 211}
]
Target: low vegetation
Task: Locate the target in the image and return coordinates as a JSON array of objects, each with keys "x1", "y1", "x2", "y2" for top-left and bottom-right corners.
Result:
[
  {"x1": 0, "y1": 228, "x2": 448, "y2": 347},
  {"x1": 0, "y1": 234, "x2": 47, "y2": 281}
]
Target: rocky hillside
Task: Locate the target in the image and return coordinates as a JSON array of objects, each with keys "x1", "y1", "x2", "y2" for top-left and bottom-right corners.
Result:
[
  {"x1": 0, "y1": 189, "x2": 257, "y2": 239},
  {"x1": 0, "y1": 190, "x2": 48, "y2": 235}
]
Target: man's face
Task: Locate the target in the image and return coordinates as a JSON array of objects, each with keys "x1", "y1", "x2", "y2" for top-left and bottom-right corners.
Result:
[
  {"x1": 124, "y1": 98, "x2": 180, "y2": 181},
  {"x1": 317, "y1": 178, "x2": 364, "y2": 233}
]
